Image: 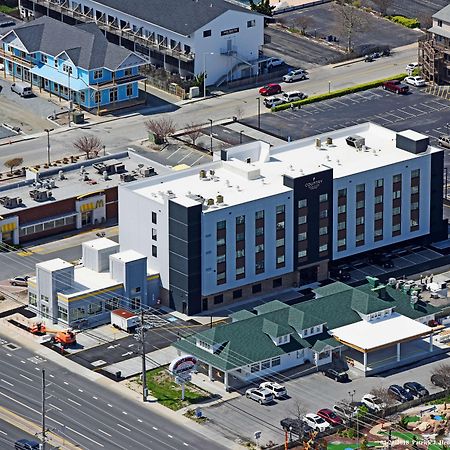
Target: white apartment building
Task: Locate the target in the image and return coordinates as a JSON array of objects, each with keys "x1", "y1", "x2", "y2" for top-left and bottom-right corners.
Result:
[
  {"x1": 119, "y1": 123, "x2": 445, "y2": 315},
  {"x1": 19, "y1": 0, "x2": 264, "y2": 85}
]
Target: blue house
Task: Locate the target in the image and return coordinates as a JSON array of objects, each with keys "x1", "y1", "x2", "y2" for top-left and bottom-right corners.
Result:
[{"x1": 0, "y1": 16, "x2": 146, "y2": 111}]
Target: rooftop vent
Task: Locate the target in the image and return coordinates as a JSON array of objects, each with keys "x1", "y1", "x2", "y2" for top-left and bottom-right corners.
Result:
[
  {"x1": 315, "y1": 138, "x2": 321, "y2": 148},
  {"x1": 58, "y1": 170, "x2": 65, "y2": 181},
  {"x1": 216, "y1": 194, "x2": 224, "y2": 204},
  {"x1": 120, "y1": 173, "x2": 135, "y2": 183},
  {"x1": 0, "y1": 196, "x2": 22, "y2": 209},
  {"x1": 199, "y1": 169, "x2": 207, "y2": 179},
  {"x1": 346, "y1": 135, "x2": 365, "y2": 149},
  {"x1": 29, "y1": 189, "x2": 52, "y2": 202},
  {"x1": 207, "y1": 198, "x2": 214, "y2": 206},
  {"x1": 326, "y1": 137, "x2": 333, "y2": 145}
]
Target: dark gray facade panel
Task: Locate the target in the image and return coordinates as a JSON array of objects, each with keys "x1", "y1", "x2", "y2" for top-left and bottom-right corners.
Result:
[
  {"x1": 429, "y1": 151, "x2": 447, "y2": 241},
  {"x1": 396, "y1": 134, "x2": 429, "y2": 154}
]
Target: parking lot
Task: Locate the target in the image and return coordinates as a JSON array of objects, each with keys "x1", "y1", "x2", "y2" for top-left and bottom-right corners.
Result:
[
  {"x1": 204, "y1": 352, "x2": 449, "y2": 445},
  {"x1": 361, "y1": 0, "x2": 449, "y2": 20}
]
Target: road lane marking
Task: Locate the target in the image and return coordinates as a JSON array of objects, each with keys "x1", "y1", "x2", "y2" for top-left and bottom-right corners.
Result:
[
  {"x1": 152, "y1": 426, "x2": 158, "y2": 430},
  {"x1": 98, "y1": 429, "x2": 112, "y2": 437},
  {"x1": 1, "y1": 379, "x2": 13, "y2": 387},
  {"x1": 67, "y1": 398, "x2": 81, "y2": 406},
  {"x1": 49, "y1": 374, "x2": 54, "y2": 378},
  {"x1": 137, "y1": 418, "x2": 143, "y2": 423},
  {"x1": 20, "y1": 360, "x2": 26, "y2": 364},
  {"x1": 63, "y1": 381, "x2": 69, "y2": 385},
  {"x1": 0, "y1": 430, "x2": 7, "y2": 435},
  {"x1": 116, "y1": 423, "x2": 131, "y2": 432},
  {"x1": 49, "y1": 403, "x2": 62, "y2": 412},
  {"x1": 66, "y1": 426, "x2": 104, "y2": 447},
  {"x1": 167, "y1": 434, "x2": 173, "y2": 438},
  {"x1": 19, "y1": 374, "x2": 33, "y2": 381},
  {"x1": 6, "y1": 354, "x2": 11, "y2": 357},
  {"x1": 107, "y1": 403, "x2": 113, "y2": 407}
]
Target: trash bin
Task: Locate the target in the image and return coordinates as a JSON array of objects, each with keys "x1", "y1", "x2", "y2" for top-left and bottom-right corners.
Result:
[{"x1": 72, "y1": 111, "x2": 84, "y2": 124}]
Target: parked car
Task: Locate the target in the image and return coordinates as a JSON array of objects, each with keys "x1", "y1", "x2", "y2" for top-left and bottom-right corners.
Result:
[
  {"x1": 405, "y1": 62, "x2": 419, "y2": 72},
  {"x1": 11, "y1": 82, "x2": 33, "y2": 98},
  {"x1": 282, "y1": 69, "x2": 307, "y2": 82},
  {"x1": 259, "y1": 83, "x2": 282, "y2": 96},
  {"x1": 303, "y1": 413, "x2": 330, "y2": 432},
  {"x1": 280, "y1": 417, "x2": 313, "y2": 436},
  {"x1": 404, "y1": 76, "x2": 426, "y2": 87},
  {"x1": 260, "y1": 381, "x2": 287, "y2": 398},
  {"x1": 267, "y1": 57, "x2": 284, "y2": 69},
  {"x1": 329, "y1": 267, "x2": 351, "y2": 281},
  {"x1": 388, "y1": 384, "x2": 414, "y2": 403},
  {"x1": 382, "y1": 80, "x2": 409, "y2": 94},
  {"x1": 431, "y1": 373, "x2": 449, "y2": 389},
  {"x1": 403, "y1": 382, "x2": 429, "y2": 398},
  {"x1": 281, "y1": 91, "x2": 307, "y2": 103},
  {"x1": 317, "y1": 408, "x2": 343, "y2": 426},
  {"x1": 361, "y1": 394, "x2": 386, "y2": 412},
  {"x1": 9, "y1": 275, "x2": 30, "y2": 287},
  {"x1": 15, "y1": 440, "x2": 40, "y2": 450},
  {"x1": 323, "y1": 367, "x2": 349, "y2": 382},
  {"x1": 333, "y1": 403, "x2": 359, "y2": 420},
  {"x1": 368, "y1": 252, "x2": 394, "y2": 268},
  {"x1": 245, "y1": 387, "x2": 274, "y2": 404},
  {"x1": 438, "y1": 135, "x2": 450, "y2": 149},
  {"x1": 263, "y1": 96, "x2": 284, "y2": 108}
]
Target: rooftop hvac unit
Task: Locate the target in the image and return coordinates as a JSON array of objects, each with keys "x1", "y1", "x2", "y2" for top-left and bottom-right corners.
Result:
[
  {"x1": 346, "y1": 135, "x2": 365, "y2": 148},
  {"x1": 29, "y1": 189, "x2": 51, "y2": 202},
  {"x1": 315, "y1": 138, "x2": 321, "y2": 148},
  {"x1": 58, "y1": 170, "x2": 65, "y2": 180},
  {"x1": 120, "y1": 173, "x2": 135, "y2": 183},
  {"x1": 216, "y1": 194, "x2": 224, "y2": 204},
  {"x1": 326, "y1": 137, "x2": 333, "y2": 145},
  {"x1": 103, "y1": 171, "x2": 109, "y2": 181},
  {"x1": 0, "y1": 196, "x2": 22, "y2": 208}
]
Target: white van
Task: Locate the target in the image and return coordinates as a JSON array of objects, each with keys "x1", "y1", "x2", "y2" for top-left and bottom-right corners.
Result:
[
  {"x1": 438, "y1": 135, "x2": 450, "y2": 149},
  {"x1": 11, "y1": 82, "x2": 33, "y2": 98},
  {"x1": 281, "y1": 91, "x2": 307, "y2": 103},
  {"x1": 263, "y1": 96, "x2": 284, "y2": 108}
]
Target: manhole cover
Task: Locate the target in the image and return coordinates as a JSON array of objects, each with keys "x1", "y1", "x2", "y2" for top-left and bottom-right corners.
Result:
[{"x1": 3, "y1": 342, "x2": 20, "y2": 351}]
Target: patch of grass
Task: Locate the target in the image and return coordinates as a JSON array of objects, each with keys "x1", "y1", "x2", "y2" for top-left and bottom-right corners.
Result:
[
  {"x1": 327, "y1": 444, "x2": 378, "y2": 450},
  {"x1": 428, "y1": 395, "x2": 450, "y2": 405},
  {"x1": 404, "y1": 415, "x2": 420, "y2": 423},
  {"x1": 0, "y1": 5, "x2": 17, "y2": 14},
  {"x1": 144, "y1": 366, "x2": 212, "y2": 411},
  {"x1": 271, "y1": 74, "x2": 407, "y2": 112},
  {"x1": 388, "y1": 15, "x2": 420, "y2": 29}
]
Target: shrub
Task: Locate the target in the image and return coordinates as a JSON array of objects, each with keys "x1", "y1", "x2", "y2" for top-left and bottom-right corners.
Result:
[
  {"x1": 271, "y1": 73, "x2": 407, "y2": 112},
  {"x1": 388, "y1": 15, "x2": 420, "y2": 28}
]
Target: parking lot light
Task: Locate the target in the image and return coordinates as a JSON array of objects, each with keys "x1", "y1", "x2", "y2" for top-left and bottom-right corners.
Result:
[
  {"x1": 256, "y1": 97, "x2": 261, "y2": 130},
  {"x1": 328, "y1": 81, "x2": 331, "y2": 93},
  {"x1": 44, "y1": 128, "x2": 54, "y2": 166},
  {"x1": 209, "y1": 119, "x2": 213, "y2": 154},
  {"x1": 240, "y1": 130, "x2": 244, "y2": 144}
]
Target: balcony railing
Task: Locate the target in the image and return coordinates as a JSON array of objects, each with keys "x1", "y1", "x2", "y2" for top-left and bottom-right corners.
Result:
[
  {"x1": 30, "y1": 0, "x2": 195, "y2": 62},
  {"x1": 0, "y1": 48, "x2": 34, "y2": 68}
]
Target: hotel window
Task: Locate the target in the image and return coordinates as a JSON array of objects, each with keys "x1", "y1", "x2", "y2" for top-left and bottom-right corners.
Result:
[
  {"x1": 217, "y1": 238, "x2": 226, "y2": 246},
  {"x1": 217, "y1": 254, "x2": 226, "y2": 263},
  {"x1": 392, "y1": 223, "x2": 401, "y2": 233},
  {"x1": 337, "y1": 205, "x2": 346, "y2": 214},
  {"x1": 298, "y1": 250, "x2": 307, "y2": 258},
  {"x1": 393, "y1": 206, "x2": 401, "y2": 215},
  {"x1": 255, "y1": 210, "x2": 264, "y2": 220},
  {"x1": 94, "y1": 90, "x2": 101, "y2": 104},
  {"x1": 393, "y1": 190, "x2": 401, "y2": 199},
  {"x1": 298, "y1": 215, "x2": 307, "y2": 224},
  {"x1": 41, "y1": 54, "x2": 48, "y2": 63},
  {"x1": 93, "y1": 69, "x2": 103, "y2": 80},
  {"x1": 356, "y1": 184, "x2": 365, "y2": 193},
  {"x1": 255, "y1": 244, "x2": 264, "y2": 253},
  {"x1": 356, "y1": 233, "x2": 364, "y2": 242},
  {"x1": 250, "y1": 363, "x2": 260, "y2": 373},
  {"x1": 276, "y1": 238, "x2": 285, "y2": 247},
  {"x1": 255, "y1": 226, "x2": 264, "y2": 236},
  {"x1": 319, "y1": 209, "x2": 328, "y2": 219},
  {"x1": 217, "y1": 220, "x2": 226, "y2": 230},
  {"x1": 374, "y1": 195, "x2": 383, "y2": 204},
  {"x1": 58, "y1": 304, "x2": 68, "y2": 321},
  {"x1": 276, "y1": 205, "x2": 285, "y2": 215},
  {"x1": 29, "y1": 293, "x2": 37, "y2": 306},
  {"x1": 123, "y1": 68, "x2": 132, "y2": 77},
  {"x1": 214, "y1": 294, "x2": 223, "y2": 304},
  {"x1": 233, "y1": 289, "x2": 242, "y2": 299},
  {"x1": 374, "y1": 211, "x2": 383, "y2": 220},
  {"x1": 298, "y1": 199, "x2": 307, "y2": 208},
  {"x1": 375, "y1": 178, "x2": 384, "y2": 188},
  {"x1": 298, "y1": 232, "x2": 307, "y2": 241},
  {"x1": 319, "y1": 193, "x2": 328, "y2": 202},
  {"x1": 276, "y1": 221, "x2": 285, "y2": 230},
  {"x1": 410, "y1": 218, "x2": 419, "y2": 227},
  {"x1": 247, "y1": 19, "x2": 256, "y2": 27},
  {"x1": 236, "y1": 266, "x2": 245, "y2": 277},
  {"x1": 319, "y1": 243, "x2": 328, "y2": 252},
  {"x1": 411, "y1": 169, "x2": 420, "y2": 178},
  {"x1": 109, "y1": 88, "x2": 118, "y2": 102},
  {"x1": 236, "y1": 248, "x2": 245, "y2": 258},
  {"x1": 217, "y1": 272, "x2": 226, "y2": 282},
  {"x1": 152, "y1": 245, "x2": 157, "y2": 257},
  {"x1": 356, "y1": 200, "x2": 365, "y2": 209},
  {"x1": 152, "y1": 212, "x2": 157, "y2": 224},
  {"x1": 236, "y1": 215, "x2": 245, "y2": 225},
  {"x1": 337, "y1": 221, "x2": 346, "y2": 230},
  {"x1": 356, "y1": 216, "x2": 365, "y2": 225},
  {"x1": 374, "y1": 229, "x2": 383, "y2": 237},
  {"x1": 277, "y1": 255, "x2": 285, "y2": 265},
  {"x1": 126, "y1": 84, "x2": 133, "y2": 97},
  {"x1": 151, "y1": 228, "x2": 157, "y2": 241},
  {"x1": 54, "y1": 58, "x2": 58, "y2": 68},
  {"x1": 411, "y1": 202, "x2": 419, "y2": 210},
  {"x1": 252, "y1": 284, "x2": 262, "y2": 294},
  {"x1": 255, "y1": 261, "x2": 264, "y2": 273},
  {"x1": 319, "y1": 226, "x2": 328, "y2": 236},
  {"x1": 393, "y1": 174, "x2": 402, "y2": 183},
  {"x1": 338, "y1": 188, "x2": 347, "y2": 198},
  {"x1": 411, "y1": 185, "x2": 419, "y2": 194},
  {"x1": 80, "y1": 91, "x2": 86, "y2": 103},
  {"x1": 338, "y1": 238, "x2": 346, "y2": 247},
  {"x1": 261, "y1": 360, "x2": 271, "y2": 370},
  {"x1": 236, "y1": 232, "x2": 245, "y2": 241},
  {"x1": 203, "y1": 29, "x2": 212, "y2": 37}
]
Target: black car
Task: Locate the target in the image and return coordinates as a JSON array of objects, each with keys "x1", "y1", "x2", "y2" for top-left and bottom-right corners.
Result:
[
  {"x1": 14, "y1": 440, "x2": 40, "y2": 450},
  {"x1": 431, "y1": 373, "x2": 449, "y2": 388},
  {"x1": 280, "y1": 417, "x2": 313, "y2": 437},
  {"x1": 330, "y1": 268, "x2": 351, "y2": 281},
  {"x1": 403, "y1": 382, "x2": 429, "y2": 398},
  {"x1": 388, "y1": 384, "x2": 414, "y2": 403},
  {"x1": 323, "y1": 368, "x2": 350, "y2": 382},
  {"x1": 368, "y1": 253, "x2": 394, "y2": 268}
]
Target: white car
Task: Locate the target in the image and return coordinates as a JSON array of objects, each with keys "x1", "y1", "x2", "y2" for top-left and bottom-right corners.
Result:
[
  {"x1": 259, "y1": 382, "x2": 287, "y2": 398},
  {"x1": 263, "y1": 96, "x2": 284, "y2": 108},
  {"x1": 333, "y1": 403, "x2": 358, "y2": 420},
  {"x1": 245, "y1": 387, "x2": 273, "y2": 404},
  {"x1": 303, "y1": 414, "x2": 330, "y2": 432},
  {"x1": 282, "y1": 91, "x2": 307, "y2": 103},
  {"x1": 404, "y1": 76, "x2": 426, "y2": 87},
  {"x1": 267, "y1": 57, "x2": 284, "y2": 69},
  {"x1": 282, "y1": 69, "x2": 307, "y2": 82},
  {"x1": 9, "y1": 275, "x2": 30, "y2": 287},
  {"x1": 361, "y1": 394, "x2": 386, "y2": 412},
  {"x1": 405, "y1": 62, "x2": 419, "y2": 72}
]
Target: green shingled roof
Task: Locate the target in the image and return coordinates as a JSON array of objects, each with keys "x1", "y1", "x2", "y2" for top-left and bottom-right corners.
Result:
[{"x1": 262, "y1": 319, "x2": 292, "y2": 338}]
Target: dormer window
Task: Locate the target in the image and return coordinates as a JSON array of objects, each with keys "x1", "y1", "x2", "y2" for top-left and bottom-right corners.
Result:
[{"x1": 276, "y1": 334, "x2": 290, "y2": 345}]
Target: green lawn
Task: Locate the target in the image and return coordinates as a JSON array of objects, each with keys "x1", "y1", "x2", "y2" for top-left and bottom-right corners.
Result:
[
  {"x1": 0, "y1": 5, "x2": 17, "y2": 13},
  {"x1": 144, "y1": 366, "x2": 212, "y2": 410},
  {"x1": 327, "y1": 443, "x2": 378, "y2": 450}
]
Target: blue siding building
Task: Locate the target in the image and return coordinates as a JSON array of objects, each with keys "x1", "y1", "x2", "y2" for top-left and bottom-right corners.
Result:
[{"x1": 0, "y1": 16, "x2": 146, "y2": 110}]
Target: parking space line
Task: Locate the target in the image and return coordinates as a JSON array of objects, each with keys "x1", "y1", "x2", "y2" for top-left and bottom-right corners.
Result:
[
  {"x1": 166, "y1": 148, "x2": 181, "y2": 159},
  {"x1": 176, "y1": 151, "x2": 194, "y2": 164},
  {"x1": 190, "y1": 155, "x2": 207, "y2": 166}
]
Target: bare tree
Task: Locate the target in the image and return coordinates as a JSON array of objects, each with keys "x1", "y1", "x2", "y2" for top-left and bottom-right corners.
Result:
[
  {"x1": 369, "y1": 386, "x2": 396, "y2": 408},
  {"x1": 4, "y1": 157, "x2": 23, "y2": 174},
  {"x1": 417, "y1": 13, "x2": 432, "y2": 30},
  {"x1": 335, "y1": 0, "x2": 366, "y2": 52},
  {"x1": 144, "y1": 117, "x2": 176, "y2": 144},
  {"x1": 73, "y1": 135, "x2": 103, "y2": 159},
  {"x1": 371, "y1": 0, "x2": 390, "y2": 16},
  {"x1": 293, "y1": 15, "x2": 313, "y2": 35},
  {"x1": 431, "y1": 364, "x2": 450, "y2": 389},
  {"x1": 289, "y1": 399, "x2": 307, "y2": 421},
  {"x1": 184, "y1": 122, "x2": 203, "y2": 146}
]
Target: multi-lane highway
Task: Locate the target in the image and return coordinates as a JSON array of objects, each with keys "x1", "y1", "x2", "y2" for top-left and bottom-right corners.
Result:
[{"x1": 0, "y1": 331, "x2": 231, "y2": 450}]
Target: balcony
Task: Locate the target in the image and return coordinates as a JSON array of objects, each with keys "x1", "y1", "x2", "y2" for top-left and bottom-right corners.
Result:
[
  {"x1": 0, "y1": 48, "x2": 34, "y2": 68},
  {"x1": 31, "y1": 0, "x2": 195, "y2": 62},
  {"x1": 220, "y1": 46, "x2": 237, "y2": 56}
]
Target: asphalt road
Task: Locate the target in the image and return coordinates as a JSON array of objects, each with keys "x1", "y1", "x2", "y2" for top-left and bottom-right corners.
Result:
[
  {"x1": 0, "y1": 419, "x2": 55, "y2": 450},
  {"x1": 0, "y1": 44, "x2": 418, "y2": 169},
  {"x1": 362, "y1": 0, "x2": 449, "y2": 19},
  {"x1": 0, "y1": 332, "x2": 229, "y2": 450}
]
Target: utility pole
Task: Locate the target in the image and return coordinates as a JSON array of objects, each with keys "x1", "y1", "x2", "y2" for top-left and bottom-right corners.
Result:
[
  {"x1": 140, "y1": 310, "x2": 147, "y2": 402},
  {"x1": 41, "y1": 369, "x2": 46, "y2": 450}
]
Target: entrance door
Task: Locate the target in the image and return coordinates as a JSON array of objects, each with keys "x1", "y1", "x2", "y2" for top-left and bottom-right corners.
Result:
[
  {"x1": 81, "y1": 211, "x2": 93, "y2": 226},
  {"x1": 299, "y1": 265, "x2": 318, "y2": 285},
  {"x1": 227, "y1": 39, "x2": 232, "y2": 53},
  {"x1": 202, "y1": 298, "x2": 208, "y2": 311},
  {"x1": 1, "y1": 231, "x2": 12, "y2": 244}
]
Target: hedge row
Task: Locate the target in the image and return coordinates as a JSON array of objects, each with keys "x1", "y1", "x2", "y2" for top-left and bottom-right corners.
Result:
[
  {"x1": 388, "y1": 15, "x2": 420, "y2": 29},
  {"x1": 271, "y1": 73, "x2": 407, "y2": 112}
]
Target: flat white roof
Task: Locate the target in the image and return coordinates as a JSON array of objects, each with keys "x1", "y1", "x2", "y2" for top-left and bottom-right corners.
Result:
[
  {"x1": 331, "y1": 313, "x2": 431, "y2": 351},
  {"x1": 62, "y1": 267, "x2": 121, "y2": 297},
  {"x1": 37, "y1": 258, "x2": 73, "y2": 272},
  {"x1": 124, "y1": 123, "x2": 440, "y2": 211},
  {"x1": 82, "y1": 237, "x2": 119, "y2": 251},
  {"x1": 111, "y1": 249, "x2": 146, "y2": 263},
  {"x1": 397, "y1": 129, "x2": 428, "y2": 141}
]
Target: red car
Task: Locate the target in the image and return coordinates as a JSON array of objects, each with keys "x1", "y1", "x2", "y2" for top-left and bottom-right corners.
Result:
[
  {"x1": 382, "y1": 80, "x2": 409, "y2": 94},
  {"x1": 317, "y1": 408, "x2": 344, "y2": 426},
  {"x1": 259, "y1": 83, "x2": 282, "y2": 96}
]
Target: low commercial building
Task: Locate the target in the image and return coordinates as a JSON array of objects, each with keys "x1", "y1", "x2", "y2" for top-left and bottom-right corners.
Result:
[
  {"x1": 0, "y1": 16, "x2": 146, "y2": 110},
  {"x1": 119, "y1": 122, "x2": 446, "y2": 315},
  {"x1": 0, "y1": 151, "x2": 165, "y2": 246},
  {"x1": 28, "y1": 237, "x2": 160, "y2": 327},
  {"x1": 173, "y1": 277, "x2": 439, "y2": 390},
  {"x1": 419, "y1": 4, "x2": 450, "y2": 85},
  {"x1": 18, "y1": 0, "x2": 264, "y2": 86}
]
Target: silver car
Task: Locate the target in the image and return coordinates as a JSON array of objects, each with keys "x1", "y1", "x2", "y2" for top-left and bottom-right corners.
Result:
[
  {"x1": 283, "y1": 69, "x2": 307, "y2": 83},
  {"x1": 245, "y1": 387, "x2": 274, "y2": 404},
  {"x1": 9, "y1": 276, "x2": 30, "y2": 287}
]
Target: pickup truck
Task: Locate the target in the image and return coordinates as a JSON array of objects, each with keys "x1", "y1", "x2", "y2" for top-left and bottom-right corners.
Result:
[{"x1": 382, "y1": 80, "x2": 409, "y2": 94}]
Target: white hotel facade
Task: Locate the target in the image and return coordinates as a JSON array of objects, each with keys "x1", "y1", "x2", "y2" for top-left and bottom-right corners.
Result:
[{"x1": 119, "y1": 123, "x2": 446, "y2": 315}]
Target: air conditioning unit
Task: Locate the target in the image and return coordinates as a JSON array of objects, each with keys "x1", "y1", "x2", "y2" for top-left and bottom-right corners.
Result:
[
  {"x1": 346, "y1": 135, "x2": 365, "y2": 148},
  {"x1": 120, "y1": 173, "x2": 135, "y2": 183}
]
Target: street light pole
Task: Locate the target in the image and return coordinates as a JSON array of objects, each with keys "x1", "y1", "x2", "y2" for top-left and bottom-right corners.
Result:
[
  {"x1": 256, "y1": 97, "x2": 261, "y2": 129},
  {"x1": 328, "y1": 81, "x2": 331, "y2": 93},
  {"x1": 140, "y1": 309, "x2": 147, "y2": 402},
  {"x1": 44, "y1": 128, "x2": 53, "y2": 166},
  {"x1": 209, "y1": 119, "x2": 213, "y2": 154},
  {"x1": 41, "y1": 368, "x2": 46, "y2": 450},
  {"x1": 203, "y1": 52, "x2": 214, "y2": 98},
  {"x1": 68, "y1": 69, "x2": 72, "y2": 128}
]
